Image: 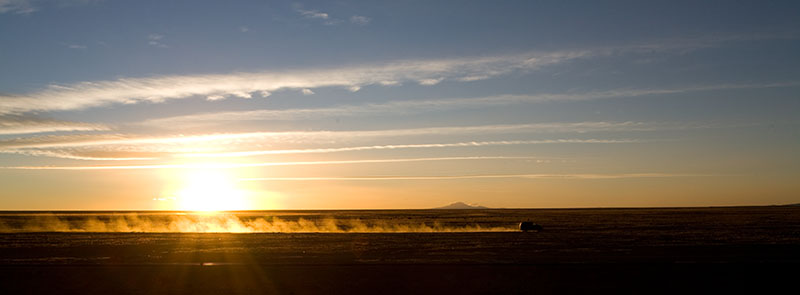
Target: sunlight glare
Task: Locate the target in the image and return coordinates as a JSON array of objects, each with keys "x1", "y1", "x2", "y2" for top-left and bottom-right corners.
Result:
[{"x1": 176, "y1": 168, "x2": 249, "y2": 212}]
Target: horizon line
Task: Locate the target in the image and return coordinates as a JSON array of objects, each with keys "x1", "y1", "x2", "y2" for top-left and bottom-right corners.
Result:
[{"x1": 0, "y1": 204, "x2": 796, "y2": 213}]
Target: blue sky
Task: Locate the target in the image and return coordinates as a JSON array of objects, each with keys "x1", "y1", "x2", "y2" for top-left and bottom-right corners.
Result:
[{"x1": 0, "y1": 0, "x2": 799, "y2": 209}]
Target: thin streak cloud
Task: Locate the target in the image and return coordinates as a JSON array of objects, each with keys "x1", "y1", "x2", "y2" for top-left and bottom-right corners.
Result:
[
  {"x1": 238, "y1": 173, "x2": 706, "y2": 181},
  {"x1": 297, "y1": 9, "x2": 329, "y2": 19},
  {"x1": 66, "y1": 44, "x2": 87, "y2": 50},
  {"x1": 3, "y1": 149, "x2": 156, "y2": 161},
  {"x1": 141, "y1": 81, "x2": 800, "y2": 128},
  {"x1": 0, "y1": 122, "x2": 657, "y2": 150},
  {"x1": 181, "y1": 139, "x2": 640, "y2": 159},
  {"x1": 0, "y1": 121, "x2": 699, "y2": 161},
  {"x1": 0, "y1": 137, "x2": 634, "y2": 161},
  {"x1": 0, "y1": 116, "x2": 109, "y2": 135},
  {"x1": 3, "y1": 156, "x2": 537, "y2": 170}
]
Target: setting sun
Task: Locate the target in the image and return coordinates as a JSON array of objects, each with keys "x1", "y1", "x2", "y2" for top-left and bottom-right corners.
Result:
[{"x1": 175, "y1": 168, "x2": 250, "y2": 211}]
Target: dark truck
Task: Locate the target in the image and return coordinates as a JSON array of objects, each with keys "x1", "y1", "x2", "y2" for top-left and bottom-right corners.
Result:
[{"x1": 519, "y1": 221, "x2": 543, "y2": 232}]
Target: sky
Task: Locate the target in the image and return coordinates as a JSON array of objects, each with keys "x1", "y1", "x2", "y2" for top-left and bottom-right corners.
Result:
[{"x1": 0, "y1": 0, "x2": 799, "y2": 210}]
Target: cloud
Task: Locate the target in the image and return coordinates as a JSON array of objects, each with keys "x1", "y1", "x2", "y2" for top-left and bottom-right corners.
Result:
[
  {"x1": 1, "y1": 149, "x2": 156, "y2": 161},
  {"x1": 1, "y1": 151, "x2": 705, "y2": 183},
  {"x1": 418, "y1": 78, "x2": 443, "y2": 85},
  {"x1": 456, "y1": 75, "x2": 490, "y2": 82},
  {"x1": 0, "y1": 49, "x2": 591, "y2": 115},
  {"x1": 239, "y1": 173, "x2": 703, "y2": 181},
  {"x1": 0, "y1": 0, "x2": 102, "y2": 14},
  {"x1": 140, "y1": 81, "x2": 800, "y2": 129},
  {"x1": 230, "y1": 91, "x2": 252, "y2": 99},
  {"x1": 0, "y1": 115, "x2": 109, "y2": 135},
  {"x1": 239, "y1": 26, "x2": 249, "y2": 33},
  {"x1": 147, "y1": 34, "x2": 168, "y2": 48},
  {"x1": 0, "y1": 121, "x2": 656, "y2": 149},
  {"x1": 179, "y1": 139, "x2": 639, "y2": 159},
  {"x1": 627, "y1": 32, "x2": 799, "y2": 53},
  {"x1": 3, "y1": 156, "x2": 538, "y2": 170},
  {"x1": 2, "y1": 33, "x2": 794, "y2": 116},
  {"x1": 297, "y1": 9, "x2": 329, "y2": 19},
  {"x1": 296, "y1": 8, "x2": 369, "y2": 26},
  {"x1": 0, "y1": 0, "x2": 36, "y2": 14},
  {"x1": 350, "y1": 15, "x2": 370, "y2": 25},
  {"x1": 66, "y1": 44, "x2": 87, "y2": 50},
  {"x1": 379, "y1": 80, "x2": 400, "y2": 86},
  {"x1": 0, "y1": 121, "x2": 650, "y2": 160}
]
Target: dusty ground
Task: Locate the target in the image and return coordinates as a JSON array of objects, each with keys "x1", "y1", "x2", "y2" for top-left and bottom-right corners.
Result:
[{"x1": 1, "y1": 207, "x2": 798, "y2": 294}]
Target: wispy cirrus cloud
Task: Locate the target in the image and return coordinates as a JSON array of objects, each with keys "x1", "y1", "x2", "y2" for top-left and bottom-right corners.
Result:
[
  {"x1": 0, "y1": 0, "x2": 102, "y2": 14},
  {"x1": 0, "y1": 0, "x2": 36, "y2": 14},
  {"x1": 0, "y1": 121, "x2": 658, "y2": 149},
  {"x1": 0, "y1": 138, "x2": 633, "y2": 162},
  {"x1": 147, "y1": 34, "x2": 168, "y2": 48},
  {"x1": 0, "y1": 116, "x2": 109, "y2": 136},
  {"x1": 295, "y1": 7, "x2": 344, "y2": 25},
  {"x1": 0, "y1": 50, "x2": 589, "y2": 115},
  {"x1": 66, "y1": 44, "x2": 87, "y2": 50},
  {"x1": 0, "y1": 122, "x2": 651, "y2": 160},
  {"x1": 297, "y1": 8, "x2": 329, "y2": 20},
  {"x1": 1, "y1": 149, "x2": 157, "y2": 161},
  {"x1": 628, "y1": 31, "x2": 798, "y2": 53},
  {"x1": 418, "y1": 78, "x2": 443, "y2": 85},
  {"x1": 179, "y1": 138, "x2": 641, "y2": 159},
  {"x1": 2, "y1": 154, "x2": 704, "y2": 182},
  {"x1": 350, "y1": 15, "x2": 370, "y2": 25},
  {"x1": 239, "y1": 173, "x2": 705, "y2": 181},
  {"x1": 140, "y1": 80, "x2": 800, "y2": 129},
  {"x1": 0, "y1": 138, "x2": 633, "y2": 161},
  {"x1": 1, "y1": 33, "x2": 793, "y2": 116},
  {"x1": 3, "y1": 156, "x2": 538, "y2": 170}
]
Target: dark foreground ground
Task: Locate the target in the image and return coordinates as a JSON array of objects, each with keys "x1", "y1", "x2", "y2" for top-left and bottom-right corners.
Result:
[{"x1": 1, "y1": 206, "x2": 799, "y2": 294}]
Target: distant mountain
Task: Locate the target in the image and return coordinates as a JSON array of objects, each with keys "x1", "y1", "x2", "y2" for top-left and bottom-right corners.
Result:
[{"x1": 433, "y1": 202, "x2": 489, "y2": 209}]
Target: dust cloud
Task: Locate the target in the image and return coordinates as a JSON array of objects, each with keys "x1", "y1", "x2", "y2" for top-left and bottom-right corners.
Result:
[{"x1": 0, "y1": 213, "x2": 515, "y2": 233}]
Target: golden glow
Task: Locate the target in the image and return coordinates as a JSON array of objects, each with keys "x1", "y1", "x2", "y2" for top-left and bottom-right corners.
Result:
[{"x1": 175, "y1": 168, "x2": 250, "y2": 212}]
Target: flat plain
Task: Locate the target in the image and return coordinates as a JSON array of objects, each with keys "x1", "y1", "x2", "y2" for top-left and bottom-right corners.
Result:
[{"x1": 1, "y1": 207, "x2": 798, "y2": 294}]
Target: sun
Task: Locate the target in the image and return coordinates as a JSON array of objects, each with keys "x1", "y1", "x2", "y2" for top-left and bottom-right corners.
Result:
[{"x1": 175, "y1": 168, "x2": 250, "y2": 212}]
